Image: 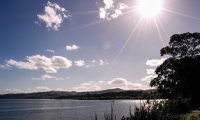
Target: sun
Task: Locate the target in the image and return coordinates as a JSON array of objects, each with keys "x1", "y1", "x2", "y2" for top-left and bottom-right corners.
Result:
[{"x1": 137, "y1": 0, "x2": 163, "y2": 18}]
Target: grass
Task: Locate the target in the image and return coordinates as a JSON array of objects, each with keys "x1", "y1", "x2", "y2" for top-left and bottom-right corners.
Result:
[
  {"x1": 183, "y1": 110, "x2": 200, "y2": 120},
  {"x1": 104, "y1": 101, "x2": 116, "y2": 120},
  {"x1": 121, "y1": 100, "x2": 182, "y2": 120},
  {"x1": 94, "y1": 99, "x2": 200, "y2": 120}
]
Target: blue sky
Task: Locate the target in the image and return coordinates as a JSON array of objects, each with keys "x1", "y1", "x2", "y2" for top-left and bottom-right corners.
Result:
[{"x1": 1, "y1": 0, "x2": 200, "y2": 94}]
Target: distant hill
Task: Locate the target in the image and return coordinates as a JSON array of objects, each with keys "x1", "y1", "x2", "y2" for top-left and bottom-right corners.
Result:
[{"x1": 0, "y1": 88, "x2": 158, "y2": 99}]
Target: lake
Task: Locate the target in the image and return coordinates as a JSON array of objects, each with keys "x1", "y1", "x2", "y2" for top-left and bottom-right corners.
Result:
[{"x1": 0, "y1": 99, "x2": 142, "y2": 120}]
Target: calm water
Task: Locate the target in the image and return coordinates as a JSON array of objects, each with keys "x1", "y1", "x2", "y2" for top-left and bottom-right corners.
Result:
[{"x1": 0, "y1": 99, "x2": 142, "y2": 120}]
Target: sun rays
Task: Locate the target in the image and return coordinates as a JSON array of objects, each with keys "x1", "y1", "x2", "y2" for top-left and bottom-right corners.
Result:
[
  {"x1": 162, "y1": 8, "x2": 200, "y2": 21},
  {"x1": 105, "y1": 16, "x2": 145, "y2": 77},
  {"x1": 63, "y1": 0, "x2": 200, "y2": 78},
  {"x1": 104, "y1": 0, "x2": 200, "y2": 77},
  {"x1": 137, "y1": 0, "x2": 163, "y2": 18},
  {"x1": 69, "y1": 19, "x2": 105, "y2": 31}
]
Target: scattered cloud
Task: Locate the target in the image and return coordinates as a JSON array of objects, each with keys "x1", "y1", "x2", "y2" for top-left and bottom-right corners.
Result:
[
  {"x1": 66, "y1": 45, "x2": 79, "y2": 50},
  {"x1": 98, "y1": 0, "x2": 128, "y2": 20},
  {"x1": 35, "y1": 21, "x2": 41, "y2": 26},
  {"x1": 85, "y1": 59, "x2": 108, "y2": 68},
  {"x1": 81, "y1": 83, "x2": 92, "y2": 86},
  {"x1": 46, "y1": 49, "x2": 55, "y2": 53},
  {"x1": 42, "y1": 74, "x2": 53, "y2": 79},
  {"x1": 32, "y1": 74, "x2": 66, "y2": 80},
  {"x1": 85, "y1": 65, "x2": 91, "y2": 68},
  {"x1": 6, "y1": 54, "x2": 72, "y2": 73},
  {"x1": 99, "y1": 60, "x2": 108, "y2": 65},
  {"x1": 141, "y1": 75, "x2": 157, "y2": 82},
  {"x1": 37, "y1": 1, "x2": 70, "y2": 30},
  {"x1": 103, "y1": 0, "x2": 114, "y2": 9},
  {"x1": 36, "y1": 86, "x2": 51, "y2": 92},
  {"x1": 6, "y1": 59, "x2": 37, "y2": 70},
  {"x1": 146, "y1": 69, "x2": 155, "y2": 74},
  {"x1": 72, "y1": 85, "x2": 101, "y2": 92},
  {"x1": 121, "y1": 82, "x2": 149, "y2": 90},
  {"x1": 108, "y1": 78, "x2": 128, "y2": 84},
  {"x1": 99, "y1": 60, "x2": 104, "y2": 65},
  {"x1": 73, "y1": 59, "x2": 108, "y2": 68},
  {"x1": 55, "y1": 88, "x2": 68, "y2": 91},
  {"x1": 72, "y1": 81, "x2": 101, "y2": 92},
  {"x1": 71, "y1": 78, "x2": 151, "y2": 92},
  {"x1": 99, "y1": 81, "x2": 107, "y2": 84},
  {"x1": 0, "y1": 65, "x2": 9, "y2": 69},
  {"x1": 146, "y1": 58, "x2": 167, "y2": 67},
  {"x1": 74, "y1": 60, "x2": 85, "y2": 67},
  {"x1": 4, "y1": 89, "x2": 22, "y2": 94},
  {"x1": 108, "y1": 78, "x2": 150, "y2": 90},
  {"x1": 2, "y1": 88, "x2": 36, "y2": 94},
  {"x1": 27, "y1": 88, "x2": 31, "y2": 91}
]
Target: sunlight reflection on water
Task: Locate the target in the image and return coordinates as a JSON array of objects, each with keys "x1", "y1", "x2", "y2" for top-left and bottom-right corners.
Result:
[{"x1": 0, "y1": 99, "x2": 152, "y2": 120}]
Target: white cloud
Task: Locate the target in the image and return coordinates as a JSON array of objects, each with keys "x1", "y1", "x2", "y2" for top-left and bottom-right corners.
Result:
[
  {"x1": 141, "y1": 75, "x2": 157, "y2": 82},
  {"x1": 72, "y1": 81, "x2": 101, "y2": 92},
  {"x1": 4, "y1": 89, "x2": 22, "y2": 94},
  {"x1": 35, "y1": 21, "x2": 41, "y2": 26},
  {"x1": 108, "y1": 78, "x2": 128, "y2": 84},
  {"x1": 72, "y1": 79, "x2": 150, "y2": 92},
  {"x1": 0, "y1": 65, "x2": 9, "y2": 69},
  {"x1": 89, "y1": 81, "x2": 94, "y2": 84},
  {"x1": 32, "y1": 78, "x2": 40, "y2": 80},
  {"x1": 81, "y1": 83, "x2": 92, "y2": 86},
  {"x1": 80, "y1": 81, "x2": 94, "y2": 86},
  {"x1": 66, "y1": 45, "x2": 79, "y2": 50},
  {"x1": 41, "y1": 74, "x2": 53, "y2": 79},
  {"x1": 32, "y1": 74, "x2": 66, "y2": 80},
  {"x1": 104, "y1": 0, "x2": 114, "y2": 9},
  {"x1": 85, "y1": 65, "x2": 91, "y2": 68},
  {"x1": 72, "y1": 85, "x2": 101, "y2": 92},
  {"x1": 146, "y1": 58, "x2": 167, "y2": 67},
  {"x1": 99, "y1": 60, "x2": 108, "y2": 65},
  {"x1": 99, "y1": 81, "x2": 107, "y2": 84},
  {"x1": 99, "y1": 8, "x2": 106, "y2": 19},
  {"x1": 146, "y1": 69, "x2": 155, "y2": 74},
  {"x1": 83, "y1": 59, "x2": 108, "y2": 68},
  {"x1": 74, "y1": 60, "x2": 85, "y2": 66},
  {"x1": 111, "y1": 9, "x2": 122, "y2": 18},
  {"x1": 6, "y1": 60, "x2": 37, "y2": 70},
  {"x1": 36, "y1": 86, "x2": 51, "y2": 92},
  {"x1": 121, "y1": 82, "x2": 149, "y2": 90},
  {"x1": 6, "y1": 55, "x2": 72, "y2": 73},
  {"x1": 55, "y1": 88, "x2": 68, "y2": 91},
  {"x1": 37, "y1": 1, "x2": 70, "y2": 30},
  {"x1": 99, "y1": 0, "x2": 128, "y2": 20},
  {"x1": 27, "y1": 88, "x2": 31, "y2": 91},
  {"x1": 99, "y1": 60, "x2": 104, "y2": 65},
  {"x1": 3, "y1": 88, "x2": 38, "y2": 94},
  {"x1": 46, "y1": 49, "x2": 55, "y2": 53},
  {"x1": 76, "y1": 59, "x2": 108, "y2": 68},
  {"x1": 117, "y1": 3, "x2": 128, "y2": 10},
  {"x1": 108, "y1": 78, "x2": 150, "y2": 90}
]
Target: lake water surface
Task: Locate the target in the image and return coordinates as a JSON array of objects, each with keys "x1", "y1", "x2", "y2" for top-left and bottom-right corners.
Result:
[{"x1": 0, "y1": 99, "x2": 142, "y2": 120}]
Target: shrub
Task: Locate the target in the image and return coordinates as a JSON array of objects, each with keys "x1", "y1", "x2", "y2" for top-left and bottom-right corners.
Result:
[{"x1": 121, "y1": 99, "x2": 189, "y2": 120}]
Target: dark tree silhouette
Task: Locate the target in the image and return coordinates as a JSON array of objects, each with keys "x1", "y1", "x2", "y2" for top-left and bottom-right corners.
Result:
[{"x1": 150, "y1": 32, "x2": 200, "y2": 107}]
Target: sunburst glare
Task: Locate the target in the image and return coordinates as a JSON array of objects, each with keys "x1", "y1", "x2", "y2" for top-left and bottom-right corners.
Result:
[{"x1": 137, "y1": 0, "x2": 163, "y2": 18}]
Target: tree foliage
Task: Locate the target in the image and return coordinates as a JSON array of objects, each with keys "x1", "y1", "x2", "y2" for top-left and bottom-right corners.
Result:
[
  {"x1": 150, "y1": 32, "x2": 200, "y2": 106},
  {"x1": 160, "y1": 32, "x2": 200, "y2": 58}
]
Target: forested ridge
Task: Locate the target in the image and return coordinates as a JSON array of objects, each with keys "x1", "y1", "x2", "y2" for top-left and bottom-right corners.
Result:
[{"x1": 0, "y1": 88, "x2": 162, "y2": 99}]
